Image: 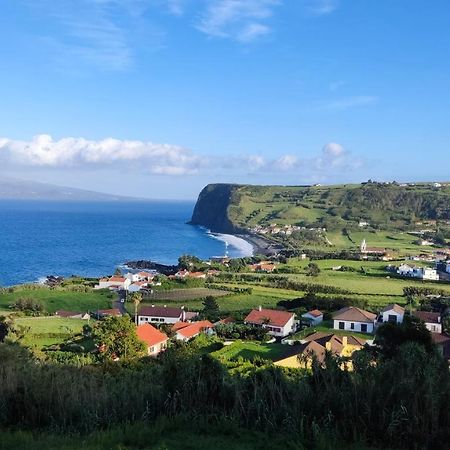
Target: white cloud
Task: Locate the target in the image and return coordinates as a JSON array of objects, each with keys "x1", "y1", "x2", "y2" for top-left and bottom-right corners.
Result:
[
  {"x1": 0, "y1": 135, "x2": 201, "y2": 175},
  {"x1": 196, "y1": 0, "x2": 281, "y2": 42},
  {"x1": 317, "y1": 96, "x2": 379, "y2": 112},
  {"x1": 304, "y1": 0, "x2": 339, "y2": 15},
  {"x1": 0, "y1": 135, "x2": 364, "y2": 179}
]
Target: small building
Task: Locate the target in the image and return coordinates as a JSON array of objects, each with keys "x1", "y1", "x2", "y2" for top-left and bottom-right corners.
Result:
[
  {"x1": 136, "y1": 323, "x2": 168, "y2": 356},
  {"x1": 446, "y1": 262, "x2": 450, "y2": 274},
  {"x1": 137, "y1": 305, "x2": 196, "y2": 325},
  {"x1": 96, "y1": 308, "x2": 122, "y2": 318},
  {"x1": 128, "y1": 281, "x2": 148, "y2": 292},
  {"x1": 333, "y1": 307, "x2": 376, "y2": 334},
  {"x1": 274, "y1": 332, "x2": 366, "y2": 370},
  {"x1": 360, "y1": 239, "x2": 386, "y2": 257},
  {"x1": 301, "y1": 309, "x2": 323, "y2": 326},
  {"x1": 55, "y1": 310, "x2": 90, "y2": 320},
  {"x1": 173, "y1": 320, "x2": 214, "y2": 341},
  {"x1": 414, "y1": 311, "x2": 442, "y2": 334},
  {"x1": 420, "y1": 267, "x2": 439, "y2": 281},
  {"x1": 95, "y1": 276, "x2": 131, "y2": 290},
  {"x1": 378, "y1": 304, "x2": 405, "y2": 325},
  {"x1": 245, "y1": 307, "x2": 296, "y2": 337}
]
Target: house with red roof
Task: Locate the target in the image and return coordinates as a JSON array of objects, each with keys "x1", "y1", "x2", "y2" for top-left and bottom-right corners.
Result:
[
  {"x1": 301, "y1": 309, "x2": 324, "y2": 326},
  {"x1": 244, "y1": 307, "x2": 296, "y2": 337},
  {"x1": 94, "y1": 276, "x2": 131, "y2": 291},
  {"x1": 173, "y1": 320, "x2": 214, "y2": 341},
  {"x1": 414, "y1": 311, "x2": 442, "y2": 334},
  {"x1": 136, "y1": 323, "x2": 168, "y2": 356}
]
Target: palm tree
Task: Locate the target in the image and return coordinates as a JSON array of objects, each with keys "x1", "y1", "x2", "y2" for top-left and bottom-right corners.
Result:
[{"x1": 130, "y1": 292, "x2": 142, "y2": 325}]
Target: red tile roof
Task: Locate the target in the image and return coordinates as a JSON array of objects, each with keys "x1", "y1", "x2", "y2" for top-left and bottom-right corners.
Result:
[
  {"x1": 172, "y1": 321, "x2": 191, "y2": 331},
  {"x1": 136, "y1": 323, "x2": 168, "y2": 347},
  {"x1": 109, "y1": 276, "x2": 126, "y2": 282},
  {"x1": 98, "y1": 308, "x2": 121, "y2": 317},
  {"x1": 245, "y1": 308, "x2": 294, "y2": 327},
  {"x1": 306, "y1": 309, "x2": 323, "y2": 318},
  {"x1": 333, "y1": 307, "x2": 376, "y2": 323},
  {"x1": 176, "y1": 320, "x2": 213, "y2": 339},
  {"x1": 414, "y1": 311, "x2": 441, "y2": 324}
]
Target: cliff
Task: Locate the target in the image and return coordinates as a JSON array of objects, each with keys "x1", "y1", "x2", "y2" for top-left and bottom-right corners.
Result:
[
  {"x1": 190, "y1": 182, "x2": 450, "y2": 236},
  {"x1": 190, "y1": 184, "x2": 243, "y2": 233}
]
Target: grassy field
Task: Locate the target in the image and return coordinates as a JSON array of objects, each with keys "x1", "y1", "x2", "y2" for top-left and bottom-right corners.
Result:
[
  {"x1": 13, "y1": 316, "x2": 86, "y2": 349},
  {"x1": 0, "y1": 287, "x2": 114, "y2": 314},
  {"x1": 144, "y1": 288, "x2": 229, "y2": 301},
  {"x1": 212, "y1": 340, "x2": 285, "y2": 362}
]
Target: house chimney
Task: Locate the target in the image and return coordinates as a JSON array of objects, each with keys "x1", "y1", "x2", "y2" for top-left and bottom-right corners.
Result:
[
  {"x1": 342, "y1": 336, "x2": 348, "y2": 347},
  {"x1": 438, "y1": 316, "x2": 441, "y2": 323},
  {"x1": 258, "y1": 305, "x2": 262, "y2": 311},
  {"x1": 325, "y1": 341, "x2": 332, "y2": 351}
]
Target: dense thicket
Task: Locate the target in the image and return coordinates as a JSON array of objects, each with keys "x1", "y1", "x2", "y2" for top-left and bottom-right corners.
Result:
[{"x1": 0, "y1": 340, "x2": 449, "y2": 449}]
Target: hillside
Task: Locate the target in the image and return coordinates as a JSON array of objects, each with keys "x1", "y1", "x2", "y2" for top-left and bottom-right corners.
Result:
[{"x1": 191, "y1": 182, "x2": 450, "y2": 250}]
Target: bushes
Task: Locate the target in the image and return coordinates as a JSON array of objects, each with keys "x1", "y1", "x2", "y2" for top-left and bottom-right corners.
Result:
[
  {"x1": 0, "y1": 339, "x2": 449, "y2": 448},
  {"x1": 11, "y1": 297, "x2": 44, "y2": 314}
]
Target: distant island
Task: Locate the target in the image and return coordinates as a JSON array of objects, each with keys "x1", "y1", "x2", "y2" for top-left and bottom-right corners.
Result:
[{"x1": 0, "y1": 176, "x2": 140, "y2": 201}]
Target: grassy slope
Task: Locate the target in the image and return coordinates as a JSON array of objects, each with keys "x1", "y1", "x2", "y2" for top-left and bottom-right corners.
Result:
[
  {"x1": 13, "y1": 316, "x2": 86, "y2": 349},
  {"x1": 224, "y1": 183, "x2": 450, "y2": 251},
  {"x1": 213, "y1": 341, "x2": 286, "y2": 362},
  {"x1": 0, "y1": 287, "x2": 114, "y2": 314}
]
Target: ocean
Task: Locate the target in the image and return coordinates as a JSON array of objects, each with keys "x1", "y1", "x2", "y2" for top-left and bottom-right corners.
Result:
[{"x1": 0, "y1": 200, "x2": 253, "y2": 286}]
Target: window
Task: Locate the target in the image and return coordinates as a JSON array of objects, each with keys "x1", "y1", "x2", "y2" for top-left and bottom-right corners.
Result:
[
  {"x1": 339, "y1": 322, "x2": 344, "y2": 330},
  {"x1": 350, "y1": 323, "x2": 354, "y2": 330},
  {"x1": 388, "y1": 314, "x2": 397, "y2": 323},
  {"x1": 361, "y1": 324, "x2": 367, "y2": 333}
]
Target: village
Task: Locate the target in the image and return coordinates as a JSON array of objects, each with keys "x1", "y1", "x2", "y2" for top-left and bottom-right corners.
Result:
[{"x1": 4, "y1": 233, "x2": 450, "y2": 371}]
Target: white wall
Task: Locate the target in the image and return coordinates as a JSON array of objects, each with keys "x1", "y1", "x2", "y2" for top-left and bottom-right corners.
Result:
[
  {"x1": 333, "y1": 320, "x2": 374, "y2": 334},
  {"x1": 381, "y1": 310, "x2": 404, "y2": 324},
  {"x1": 138, "y1": 315, "x2": 180, "y2": 325}
]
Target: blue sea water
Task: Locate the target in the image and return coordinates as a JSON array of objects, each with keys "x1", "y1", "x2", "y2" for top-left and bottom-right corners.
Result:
[{"x1": 0, "y1": 201, "x2": 253, "y2": 286}]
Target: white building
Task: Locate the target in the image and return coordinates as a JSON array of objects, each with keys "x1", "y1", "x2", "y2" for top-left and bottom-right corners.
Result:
[
  {"x1": 301, "y1": 309, "x2": 324, "y2": 325},
  {"x1": 95, "y1": 276, "x2": 131, "y2": 290},
  {"x1": 137, "y1": 305, "x2": 197, "y2": 325},
  {"x1": 245, "y1": 307, "x2": 296, "y2": 338},
  {"x1": 414, "y1": 311, "x2": 442, "y2": 334},
  {"x1": 446, "y1": 262, "x2": 450, "y2": 274},
  {"x1": 420, "y1": 267, "x2": 439, "y2": 281},
  {"x1": 378, "y1": 304, "x2": 405, "y2": 325},
  {"x1": 333, "y1": 307, "x2": 377, "y2": 334}
]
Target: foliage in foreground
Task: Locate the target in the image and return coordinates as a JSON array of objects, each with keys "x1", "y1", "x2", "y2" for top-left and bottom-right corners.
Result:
[{"x1": 0, "y1": 337, "x2": 449, "y2": 450}]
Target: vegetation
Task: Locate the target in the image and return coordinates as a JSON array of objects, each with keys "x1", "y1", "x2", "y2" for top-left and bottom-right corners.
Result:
[{"x1": 0, "y1": 332, "x2": 449, "y2": 449}]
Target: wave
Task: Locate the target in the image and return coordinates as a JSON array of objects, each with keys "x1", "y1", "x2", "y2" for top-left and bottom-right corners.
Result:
[{"x1": 206, "y1": 231, "x2": 254, "y2": 257}]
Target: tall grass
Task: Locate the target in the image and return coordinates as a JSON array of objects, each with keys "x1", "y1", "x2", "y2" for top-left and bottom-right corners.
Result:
[{"x1": 0, "y1": 341, "x2": 448, "y2": 449}]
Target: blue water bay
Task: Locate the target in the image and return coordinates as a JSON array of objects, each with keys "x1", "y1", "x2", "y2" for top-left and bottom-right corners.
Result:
[{"x1": 0, "y1": 201, "x2": 252, "y2": 286}]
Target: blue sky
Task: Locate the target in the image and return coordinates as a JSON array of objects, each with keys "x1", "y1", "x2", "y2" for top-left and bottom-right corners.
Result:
[{"x1": 0, "y1": 0, "x2": 449, "y2": 199}]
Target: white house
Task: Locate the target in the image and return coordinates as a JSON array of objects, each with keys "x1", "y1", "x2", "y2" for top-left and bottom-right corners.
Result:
[
  {"x1": 301, "y1": 309, "x2": 324, "y2": 325},
  {"x1": 414, "y1": 311, "x2": 442, "y2": 334},
  {"x1": 173, "y1": 320, "x2": 214, "y2": 341},
  {"x1": 95, "y1": 276, "x2": 131, "y2": 290},
  {"x1": 136, "y1": 323, "x2": 168, "y2": 356},
  {"x1": 128, "y1": 281, "x2": 148, "y2": 292},
  {"x1": 378, "y1": 304, "x2": 405, "y2": 325},
  {"x1": 333, "y1": 307, "x2": 377, "y2": 334},
  {"x1": 420, "y1": 267, "x2": 440, "y2": 281},
  {"x1": 446, "y1": 262, "x2": 450, "y2": 274},
  {"x1": 245, "y1": 307, "x2": 296, "y2": 338},
  {"x1": 137, "y1": 305, "x2": 197, "y2": 325},
  {"x1": 397, "y1": 264, "x2": 415, "y2": 276}
]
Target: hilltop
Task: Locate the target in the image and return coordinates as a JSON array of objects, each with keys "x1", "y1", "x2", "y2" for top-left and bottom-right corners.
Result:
[{"x1": 191, "y1": 182, "x2": 450, "y2": 251}]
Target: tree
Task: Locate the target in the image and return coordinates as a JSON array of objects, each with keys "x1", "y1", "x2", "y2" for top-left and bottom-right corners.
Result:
[
  {"x1": 375, "y1": 315, "x2": 434, "y2": 358},
  {"x1": 129, "y1": 292, "x2": 142, "y2": 325},
  {"x1": 305, "y1": 262, "x2": 320, "y2": 277},
  {"x1": 0, "y1": 316, "x2": 9, "y2": 342},
  {"x1": 202, "y1": 296, "x2": 220, "y2": 322},
  {"x1": 92, "y1": 316, "x2": 146, "y2": 360}
]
